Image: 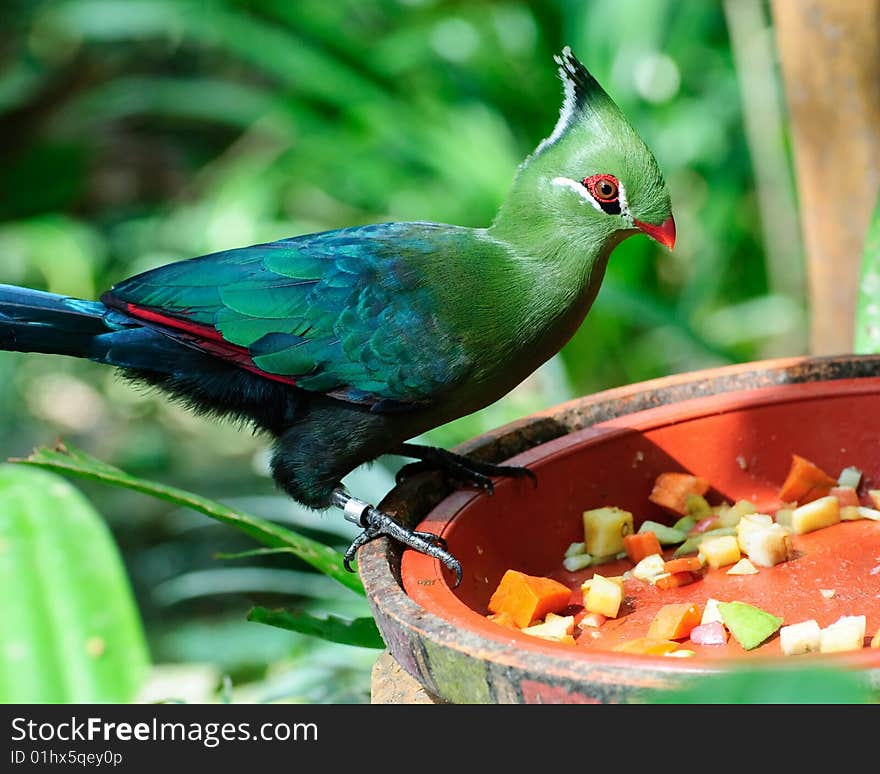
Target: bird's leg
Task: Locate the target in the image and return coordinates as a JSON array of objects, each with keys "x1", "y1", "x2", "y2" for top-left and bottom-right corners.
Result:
[
  {"x1": 395, "y1": 442, "x2": 537, "y2": 495},
  {"x1": 331, "y1": 487, "x2": 463, "y2": 586}
]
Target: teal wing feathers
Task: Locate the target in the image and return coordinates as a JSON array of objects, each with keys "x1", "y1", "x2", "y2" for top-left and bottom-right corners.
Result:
[{"x1": 102, "y1": 222, "x2": 475, "y2": 408}]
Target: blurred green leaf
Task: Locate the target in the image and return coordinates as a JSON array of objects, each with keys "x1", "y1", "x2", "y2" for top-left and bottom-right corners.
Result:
[
  {"x1": 247, "y1": 606, "x2": 385, "y2": 650},
  {"x1": 0, "y1": 464, "x2": 149, "y2": 702},
  {"x1": 13, "y1": 441, "x2": 364, "y2": 595},
  {"x1": 854, "y1": 189, "x2": 880, "y2": 353}
]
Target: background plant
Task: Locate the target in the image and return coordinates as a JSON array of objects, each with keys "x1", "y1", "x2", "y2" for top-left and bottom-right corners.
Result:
[{"x1": 0, "y1": 0, "x2": 811, "y2": 703}]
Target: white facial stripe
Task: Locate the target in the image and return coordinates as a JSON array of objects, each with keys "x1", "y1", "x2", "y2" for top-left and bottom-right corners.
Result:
[
  {"x1": 552, "y1": 176, "x2": 632, "y2": 222},
  {"x1": 533, "y1": 67, "x2": 577, "y2": 157},
  {"x1": 552, "y1": 176, "x2": 603, "y2": 212}
]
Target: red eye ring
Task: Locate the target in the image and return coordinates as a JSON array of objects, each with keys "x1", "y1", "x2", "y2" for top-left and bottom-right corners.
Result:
[{"x1": 583, "y1": 174, "x2": 619, "y2": 203}]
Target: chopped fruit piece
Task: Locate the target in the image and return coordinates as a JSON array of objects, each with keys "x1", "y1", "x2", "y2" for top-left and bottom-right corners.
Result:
[
  {"x1": 778, "y1": 454, "x2": 837, "y2": 504},
  {"x1": 738, "y1": 523, "x2": 793, "y2": 567},
  {"x1": 665, "y1": 649, "x2": 696, "y2": 657},
  {"x1": 735, "y1": 513, "x2": 774, "y2": 552},
  {"x1": 869, "y1": 490, "x2": 880, "y2": 509},
  {"x1": 791, "y1": 496, "x2": 840, "y2": 534},
  {"x1": 662, "y1": 556, "x2": 703, "y2": 574},
  {"x1": 623, "y1": 531, "x2": 663, "y2": 564},
  {"x1": 684, "y1": 494, "x2": 712, "y2": 520},
  {"x1": 840, "y1": 506, "x2": 880, "y2": 522},
  {"x1": 582, "y1": 507, "x2": 634, "y2": 557},
  {"x1": 774, "y1": 507, "x2": 793, "y2": 528},
  {"x1": 521, "y1": 613, "x2": 575, "y2": 642},
  {"x1": 647, "y1": 602, "x2": 702, "y2": 640},
  {"x1": 698, "y1": 534, "x2": 741, "y2": 569},
  {"x1": 830, "y1": 486, "x2": 860, "y2": 508},
  {"x1": 716, "y1": 499, "x2": 758, "y2": 528},
  {"x1": 611, "y1": 637, "x2": 680, "y2": 655},
  {"x1": 717, "y1": 601, "x2": 782, "y2": 650},
  {"x1": 488, "y1": 569, "x2": 572, "y2": 628},
  {"x1": 819, "y1": 615, "x2": 866, "y2": 653},
  {"x1": 649, "y1": 472, "x2": 710, "y2": 516},
  {"x1": 584, "y1": 573, "x2": 624, "y2": 618},
  {"x1": 564, "y1": 542, "x2": 586, "y2": 558},
  {"x1": 780, "y1": 619, "x2": 821, "y2": 655},
  {"x1": 631, "y1": 553, "x2": 666, "y2": 582},
  {"x1": 837, "y1": 466, "x2": 862, "y2": 489},
  {"x1": 637, "y1": 520, "x2": 688, "y2": 545},
  {"x1": 689, "y1": 621, "x2": 729, "y2": 646},
  {"x1": 576, "y1": 611, "x2": 607, "y2": 629},
  {"x1": 654, "y1": 571, "x2": 698, "y2": 590},
  {"x1": 726, "y1": 558, "x2": 759, "y2": 575},
  {"x1": 871, "y1": 628, "x2": 880, "y2": 648},
  {"x1": 701, "y1": 598, "x2": 724, "y2": 625},
  {"x1": 487, "y1": 611, "x2": 518, "y2": 629},
  {"x1": 689, "y1": 515, "x2": 720, "y2": 534},
  {"x1": 562, "y1": 554, "x2": 594, "y2": 572}
]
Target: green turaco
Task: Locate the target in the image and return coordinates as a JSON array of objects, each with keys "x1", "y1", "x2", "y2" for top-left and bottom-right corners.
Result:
[{"x1": 0, "y1": 48, "x2": 674, "y2": 584}]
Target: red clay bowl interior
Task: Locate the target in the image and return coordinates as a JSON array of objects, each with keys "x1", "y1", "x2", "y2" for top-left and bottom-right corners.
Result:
[{"x1": 401, "y1": 377, "x2": 880, "y2": 674}]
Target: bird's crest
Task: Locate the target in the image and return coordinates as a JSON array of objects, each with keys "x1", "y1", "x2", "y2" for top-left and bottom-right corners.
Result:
[{"x1": 532, "y1": 46, "x2": 613, "y2": 158}]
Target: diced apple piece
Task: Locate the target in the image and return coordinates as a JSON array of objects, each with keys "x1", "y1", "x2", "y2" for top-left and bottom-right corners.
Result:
[
  {"x1": 727, "y1": 558, "x2": 759, "y2": 575},
  {"x1": 780, "y1": 619, "x2": 821, "y2": 655},
  {"x1": 869, "y1": 490, "x2": 880, "y2": 510},
  {"x1": 790, "y1": 495, "x2": 840, "y2": 535},
  {"x1": 819, "y1": 615, "x2": 866, "y2": 653},
  {"x1": 631, "y1": 553, "x2": 666, "y2": 582},
  {"x1": 774, "y1": 507, "x2": 793, "y2": 528},
  {"x1": 583, "y1": 573, "x2": 623, "y2": 618},
  {"x1": 701, "y1": 598, "x2": 724, "y2": 625},
  {"x1": 564, "y1": 542, "x2": 586, "y2": 558},
  {"x1": 837, "y1": 466, "x2": 862, "y2": 489},
  {"x1": 698, "y1": 534, "x2": 741, "y2": 569},
  {"x1": 735, "y1": 513, "x2": 774, "y2": 552},
  {"x1": 521, "y1": 613, "x2": 575, "y2": 642},
  {"x1": 583, "y1": 507, "x2": 634, "y2": 557},
  {"x1": 577, "y1": 612, "x2": 607, "y2": 630},
  {"x1": 840, "y1": 506, "x2": 880, "y2": 522},
  {"x1": 739, "y1": 523, "x2": 794, "y2": 567}
]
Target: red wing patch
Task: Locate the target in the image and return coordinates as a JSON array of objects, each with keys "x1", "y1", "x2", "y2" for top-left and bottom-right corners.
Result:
[{"x1": 121, "y1": 302, "x2": 298, "y2": 387}]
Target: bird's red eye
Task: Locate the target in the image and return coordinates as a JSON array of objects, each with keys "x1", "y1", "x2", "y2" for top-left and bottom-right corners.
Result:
[{"x1": 583, "y1": 174, "x2": 619, "y2": 203}]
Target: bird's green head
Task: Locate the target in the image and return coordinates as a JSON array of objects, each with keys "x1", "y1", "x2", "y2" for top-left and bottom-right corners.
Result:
[{"x1": 496, "y1": 47, "x2": 674, "y2": 252}]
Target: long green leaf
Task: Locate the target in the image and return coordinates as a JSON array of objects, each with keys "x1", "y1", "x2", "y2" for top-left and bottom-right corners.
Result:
[
  {"x1": 854, "y1": 189, "x2": 880, "y2": 353},
  {"x1": 247, "y1": 606, "x2": 385, "y2": 650},
  {"x1": 12, "y1": 442, "x2": 364, "y2": 596}
]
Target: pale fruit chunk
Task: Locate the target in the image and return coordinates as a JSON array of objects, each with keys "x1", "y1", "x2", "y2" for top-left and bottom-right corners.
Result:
[
  {"x1": 780, "y1": 619, "x2": 821, "y2": 655},
  {"x1": 631, "y1": 553, "x2": 666, "y2": 582},
  {"x1": 564, "y1": 542, "x2": 586, "y2": 558},
  {"x1": 840, "y1": 506, "x2": 880, "y2": 522},
  {"x1": 583, "y1": 507, "x2": 634, "y2": 557},
  {"x1": 584, "y1": 573, "x2": 623, "y2": 618},
  {"x1": 869, "y1": 490, "x2": 880, "y2": 510},
  {"x1": 774, "y1": 507, "x2": 794, "y2": 528},
  {"x1": 739, "y1": 523, "x2": 794, "y2": 567},
  {"x1": 562, "y1": 553, "x2": 594, "y2": 572},
  {"x1": 701, "y1": 598, "x2": 724, "y2": 625},
  {"x1": 726, "y1": 558, "x2": 758, "y2": 575},
  {"x1": 837, "y1": 466, "x2": 862, "y2": 488},
  {"x1": 716, "y1": 499, "x2": 758, "y2": 528},
  {"x1": 819, "y1": 615, "x2": 866, "y2": 653},
  {"x1": 698, "y1": 534, "x2": 741, "y2": 569},
  {"x1": 790, "y1": 495, "x2": 840, "y2": 535},
  {"x1": 521, "y1": 613, "x2": 575, "y2": 643},
  {"x1": 735, "y1": 513, "x2": 773, "y2": 553}
]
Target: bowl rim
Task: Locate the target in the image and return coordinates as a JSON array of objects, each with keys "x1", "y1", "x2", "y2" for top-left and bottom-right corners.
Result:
[{"x1": 358, "y1": 353, "x2": 880, "y2": 702}]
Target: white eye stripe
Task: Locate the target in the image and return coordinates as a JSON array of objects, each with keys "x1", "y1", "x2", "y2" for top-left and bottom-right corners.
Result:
[{"x1": 551, "y1": 176, "x2": 631, "y2": 218}]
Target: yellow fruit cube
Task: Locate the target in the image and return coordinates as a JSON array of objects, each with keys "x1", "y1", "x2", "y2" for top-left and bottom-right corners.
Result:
[
  {"x1": 584, "y1": 573, "x2": 623, "y2": 618},
  {"x1": 819, "y1": 615, "x2": 866, "y2": 653},
  {"x1": 582, "y1": 507, "x2": 634, "y2": 557},
  {"x1": 521, "y1": 613, "x2": 575, "y2": 642},
  {"x1": 780, "y1": 619, "x2": 821, "y2": 655},
  {"x1": 739, "y1": 523, "x2": 793, "y2": 567},
  {"x1": 791, "y1": 496, "x2": 840, "y2": 535},
  {"x1": 698, "y1": 534, "x2": 741, "y2": 569}
]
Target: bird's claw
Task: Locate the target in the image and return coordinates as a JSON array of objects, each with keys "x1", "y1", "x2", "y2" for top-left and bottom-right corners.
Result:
[
  {"x1": 335, "y1": 488, "x2": 462, "y2": 586},
  {"x1": 395, "y1": 443, "x2": 537, "y2": 494}
]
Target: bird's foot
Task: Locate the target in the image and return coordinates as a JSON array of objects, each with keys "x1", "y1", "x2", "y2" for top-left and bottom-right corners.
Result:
[
  {"x1": 331, "y1": 487, "x2": 462, "y2": 586},
  {"x1": 395, "y1": 442, "x2": 537, "y2": 495}
]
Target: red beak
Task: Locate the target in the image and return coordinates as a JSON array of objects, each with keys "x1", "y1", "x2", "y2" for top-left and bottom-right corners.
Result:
[{"x1": 633, "y1": 215, "x2": 676, "y2": 250}]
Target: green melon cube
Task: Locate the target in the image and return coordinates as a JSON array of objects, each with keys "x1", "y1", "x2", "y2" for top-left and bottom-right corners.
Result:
[{"x1": 717, "y1": 601, "x2": 783, "y2": 651}]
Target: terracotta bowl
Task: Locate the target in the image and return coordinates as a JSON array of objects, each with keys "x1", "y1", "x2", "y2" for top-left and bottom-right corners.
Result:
[{"x1": 358, "y1": 355, "x2": 880, "y2": 703}]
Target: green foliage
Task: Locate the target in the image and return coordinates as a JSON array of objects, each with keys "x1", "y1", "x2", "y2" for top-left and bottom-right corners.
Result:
[
  {"x1": 248, "y1": 607, "x2": 385, "y2": 650},
  {"x1": 16, "y1": 441, "x2": 364, "y2": 595},
  {"x1": 0, "y1": 464, "x2": 149, "y2": 702},
  {"x1": 652, "y1": 666, "x2": 876, "y2": 704},
  {"x1": 854, "y1": 189, "x2": 880, "y2": 353}
]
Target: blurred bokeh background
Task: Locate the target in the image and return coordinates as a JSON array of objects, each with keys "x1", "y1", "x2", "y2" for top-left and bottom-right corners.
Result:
[{"x1": 0, "y1": 0, "x2": 808, "y2": 703}]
